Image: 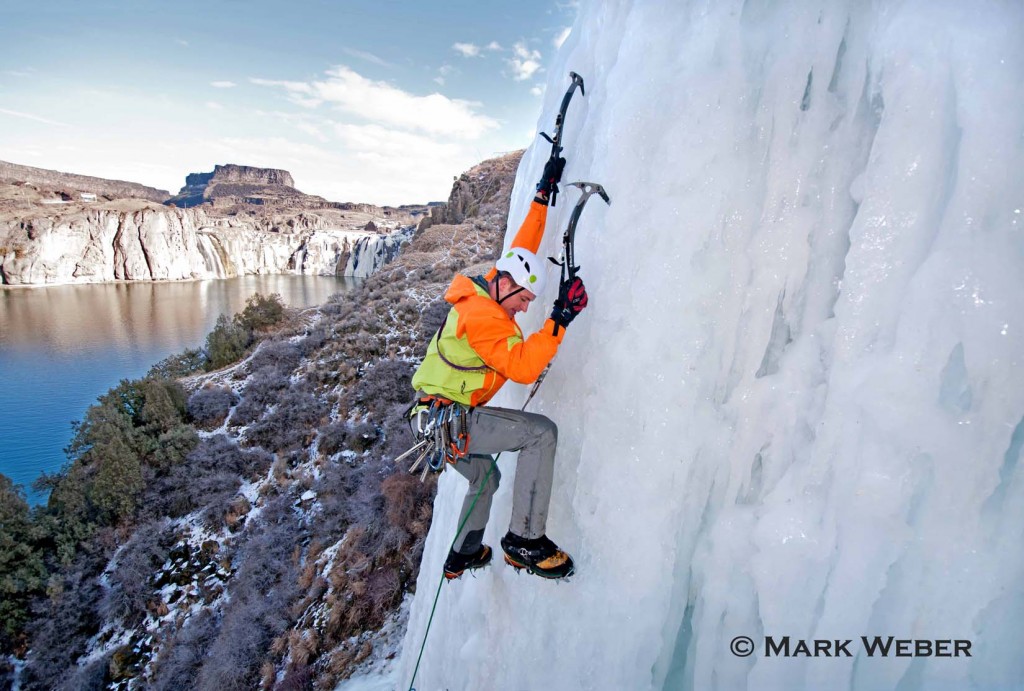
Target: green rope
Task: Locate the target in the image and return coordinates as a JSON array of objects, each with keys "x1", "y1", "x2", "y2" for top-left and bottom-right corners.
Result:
[{"x1": 407, "y1": 454, "x2": 499, "y2": 691}]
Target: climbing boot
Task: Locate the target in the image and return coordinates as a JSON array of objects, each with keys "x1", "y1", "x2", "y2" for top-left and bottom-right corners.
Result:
[
  {"x1": 443, "y1": 544, "x2": 492, "y2": 580},
  {"x1": 500, "y1": 532, "x2": 575, "y2": 579}
]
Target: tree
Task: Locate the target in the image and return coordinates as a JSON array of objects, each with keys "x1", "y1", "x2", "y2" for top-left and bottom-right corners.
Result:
[
  {"x1": 205, "y1": 314, "x2": 252, "y2": 371},
  {"x1": 0, "y1": 475, "x2": 48, "y2": 654},
  {"x1": 40, "y1": 377, "x2": 195, "y2": 562},
  {"x1": 237, "y1": 292, "x2": 285, "y2": 332}
]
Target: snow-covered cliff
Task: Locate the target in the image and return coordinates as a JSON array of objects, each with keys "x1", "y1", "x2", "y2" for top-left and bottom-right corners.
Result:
[
  {"x1": 0, "y1": 203, "x2": 412, "y2": 285},
  {"x1": 400, "y1": 2, "x2": 1024, "y2": 690}
]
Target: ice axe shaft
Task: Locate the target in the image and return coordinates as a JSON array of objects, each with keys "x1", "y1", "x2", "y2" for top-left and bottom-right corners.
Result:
[
  {"x1": 540, "y1": 72, "x2": 586, "y2": 207},
  {"x1": 560, "y1": 181, "x2": 611, "y2": 280}
]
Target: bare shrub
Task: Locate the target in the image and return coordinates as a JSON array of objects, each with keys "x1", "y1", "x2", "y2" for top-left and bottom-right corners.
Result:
[
  {"x1": 22, "y1": 554, "x2": 105, "y2": 690},
  {"x1": 141, "y1": 434, "x2": 272, "y2": 520},
  {"x1": 381, "y1": 473, "x2": 430, "y2": 531},
  {"x1": 347, "y1": 421, "x2": 378, "y2": 452},
  {"x1": 347, "y1": 359, "x2": 415, "y2": 416},
  {"x1": 223, "y1": 495, "x2": 251, "y2": 532},
  {"x1": 247, "y1": 339, "x2": 301, "y2": 374},
  {"x1": 245, "y1": 383, "x2": 327, "y2": 453},
  {"x1": 419, "y1": 297, "x2": 449, "y2": 338},
  {"x1": 317, "y1": 421, "x2": 348, "y2": 457},
  {"x1": 381, "y1": 402, "x2": 416, "y2": 462},
  {"x1": 149, "y1": 608, "x2": 218, "y2": 691},
  {"x1": 297, "y1": 324, "x2": 329, "y2": 357},
  {"x1": 101, "y1": 520, "x2": 172, "y2": 626},
  {"x1": 228, "y1": 368, "x2": 290, "y2": 427},
  {"x1": 366, "y1": 567, "x2": 401, "y2": 614},
  {"x1": 60, "y1": 654, "x2": 110, "y2": 691},
  {"x1": 187, "y1": 385, "x2": 238, "y2": 430},
  {"x1": 278, "y1": 664, "x2": 312, "y2": 691},
  {"x1": 193, "y1": 496, "x2": 302, "y2": 691}
]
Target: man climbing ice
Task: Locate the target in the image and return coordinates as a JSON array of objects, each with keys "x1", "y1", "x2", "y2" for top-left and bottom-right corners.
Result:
[{"x1": 410, "y1": 157, "x2": 588, "y2": 580}]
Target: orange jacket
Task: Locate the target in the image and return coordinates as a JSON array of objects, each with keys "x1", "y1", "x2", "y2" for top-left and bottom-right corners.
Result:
[{"x1": 411, "y1": 200, "x2": 564, "y2": 406}]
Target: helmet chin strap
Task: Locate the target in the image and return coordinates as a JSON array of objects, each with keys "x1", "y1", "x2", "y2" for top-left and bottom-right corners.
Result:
[
  {"x1": 494, "y1": 273, "x2": 525, "y2": 305},
  {"x1": 498, "y1": 286, "x2": 525, "y2": 304}
]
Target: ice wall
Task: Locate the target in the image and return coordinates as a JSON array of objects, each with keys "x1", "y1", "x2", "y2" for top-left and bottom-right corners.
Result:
[{"x1": 400, "y1": 1, "x2": 1024, "y2": 689}]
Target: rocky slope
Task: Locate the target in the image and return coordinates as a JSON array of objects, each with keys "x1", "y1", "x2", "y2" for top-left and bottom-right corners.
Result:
[
  {"x1": 6, "y1": 150, "x2": 524, "y2": 690},
  {"x1": 0, "y1": 163, "x2": 434, "y2": 285},
  {"x1": 0, "y1": 160, "x2": 170, "y2": 203}
]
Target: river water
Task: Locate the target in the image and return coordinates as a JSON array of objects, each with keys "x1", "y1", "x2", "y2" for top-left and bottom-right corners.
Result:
[{"x1": 0, "y1": 275, "x2": 356, "y2": 503}]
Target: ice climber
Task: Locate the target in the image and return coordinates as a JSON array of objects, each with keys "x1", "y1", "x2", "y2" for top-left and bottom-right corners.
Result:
[{"x1": 409, "y1": 158, "x2": 588, "y2": 580}]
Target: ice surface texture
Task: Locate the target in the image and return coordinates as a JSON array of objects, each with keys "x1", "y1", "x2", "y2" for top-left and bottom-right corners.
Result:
[{"x1": 401, "y1": 1, "x2": 1024, "y2": 689}]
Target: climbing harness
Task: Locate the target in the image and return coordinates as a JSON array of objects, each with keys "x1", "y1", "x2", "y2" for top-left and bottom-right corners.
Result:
[{"x1": 396, "y1": 396, "x2": 471, "y2": 481}]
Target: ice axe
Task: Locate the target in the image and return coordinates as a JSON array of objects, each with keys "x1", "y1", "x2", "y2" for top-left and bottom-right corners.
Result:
[
  {"x1": 539, "y1": 72, "x2": 586, "y2": 207},
  {"x1": 553, "y1": 181, "x2": 611, "y2": 282},
  {"x1": 523, "y1": 181, "x2": 610, "y2": 411}
]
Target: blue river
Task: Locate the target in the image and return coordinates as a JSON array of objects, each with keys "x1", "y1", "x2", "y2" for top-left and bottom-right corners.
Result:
[{"x1": 0, "y1": 275, "x2": 355, "y2": 504}]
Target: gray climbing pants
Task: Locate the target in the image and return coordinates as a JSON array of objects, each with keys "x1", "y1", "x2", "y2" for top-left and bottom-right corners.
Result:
[{"x1": 450, "y1": 406, "x2": 558, "y2": 554}]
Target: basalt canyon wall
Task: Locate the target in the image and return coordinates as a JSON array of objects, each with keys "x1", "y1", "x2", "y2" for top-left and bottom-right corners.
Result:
[{"x1": 0, "y1": 163, "x2": 432, "y2": 285}]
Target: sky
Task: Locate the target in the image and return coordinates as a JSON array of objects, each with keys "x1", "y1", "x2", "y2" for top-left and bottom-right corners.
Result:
[{"x1": 0, "y1": 0, "x2": 578, "y2": 205}]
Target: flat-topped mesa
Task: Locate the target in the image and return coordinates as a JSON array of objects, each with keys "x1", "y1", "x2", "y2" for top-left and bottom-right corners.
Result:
[
  {"x1": 204, "y1": 164, "x2": 295, "y2": 188},
  {"x1": 167, "y1": 164, "x2": 303, "y2": 208}
]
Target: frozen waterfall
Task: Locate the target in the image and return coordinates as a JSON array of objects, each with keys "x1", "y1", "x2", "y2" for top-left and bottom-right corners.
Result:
[{"x1": 397, "y1": 1, "x2": 1024, "y2": 689}]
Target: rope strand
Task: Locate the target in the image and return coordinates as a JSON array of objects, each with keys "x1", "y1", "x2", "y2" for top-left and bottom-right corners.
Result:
[
  {"x1": 408, "y1": 374, "x2": 543, "y2": 689},
  {"x1": 407, "y1": 455, "x2": 499, "y2": 691}
]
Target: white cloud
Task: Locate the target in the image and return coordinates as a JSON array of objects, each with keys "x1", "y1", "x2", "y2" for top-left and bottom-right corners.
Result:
[
  {"x1": 206, "y1": 101, "x2": 224, "y2": 110},
  {"x1": 530, "y1": 85, "x2": 544, "y2": 97},
  {"x1": 0, "y1": 107, "x2": 70, "y2": 127},
  {"x1": 435, "y1": 64, "x2": 454, "y2": 85},
  {"x1": 296, "y1": 122, "x2": 329, "y2": 143},
  {"x1": 486, "y1": 41, "x2": 503, "y2": 51},
  {"x1": 251, "y1": 65, "x2": 499, "y2": 139},
  {"x1": 175, "y1": 38, "x2": 189, "y2": 47},
  {"x1": 210, "y1": 80, "x2": 237, "y2": 88},
  {"x1": 249, "y1": 77, "x2": 322, "y2": 108},
  {"x1": 252, "y1": 110, "x2": 332, "y2": 143},
  {"x1": 342, "y1": 47, "x2": 393, "y2": 68},
  {"x1": 554, "y1": 27, "x2": 572, "y2": 49},
  {"x1": 508, "y1": 42, "x2": 542, "y2": 81},
  {"x1": 452, "y1": 42, "x2": 481, "y2": 58},
  {"x1": 334, "y1": 123, "x2": 458, "y2": 160}
]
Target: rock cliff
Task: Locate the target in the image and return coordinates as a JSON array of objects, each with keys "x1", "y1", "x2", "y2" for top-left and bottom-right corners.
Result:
[
  {"x1": 0, "y1": 160, "x2": 170, "y2": 203},
  {"x1": 0, "y1": 163, "x2": 435, "y2": 286},
  {"x1": 0, "y1": 200, "x2": 413, "y2": 285},
  {"x1": 425, "y1": 152, "x2": 522, "y2": 227}
]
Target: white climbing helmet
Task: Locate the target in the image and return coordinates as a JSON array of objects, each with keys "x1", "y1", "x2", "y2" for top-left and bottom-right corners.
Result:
[{"x1": 495, "y1": 247, "x2": 546, "y2": 296}]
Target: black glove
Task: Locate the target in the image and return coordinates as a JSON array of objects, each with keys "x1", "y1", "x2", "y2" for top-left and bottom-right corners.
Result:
[
  {"x1": 536, "y1": 156, "x2": 566, "y2": 197},
  {"x1": 550, "y1": 276, "x2": 588, "y2": 331}
]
